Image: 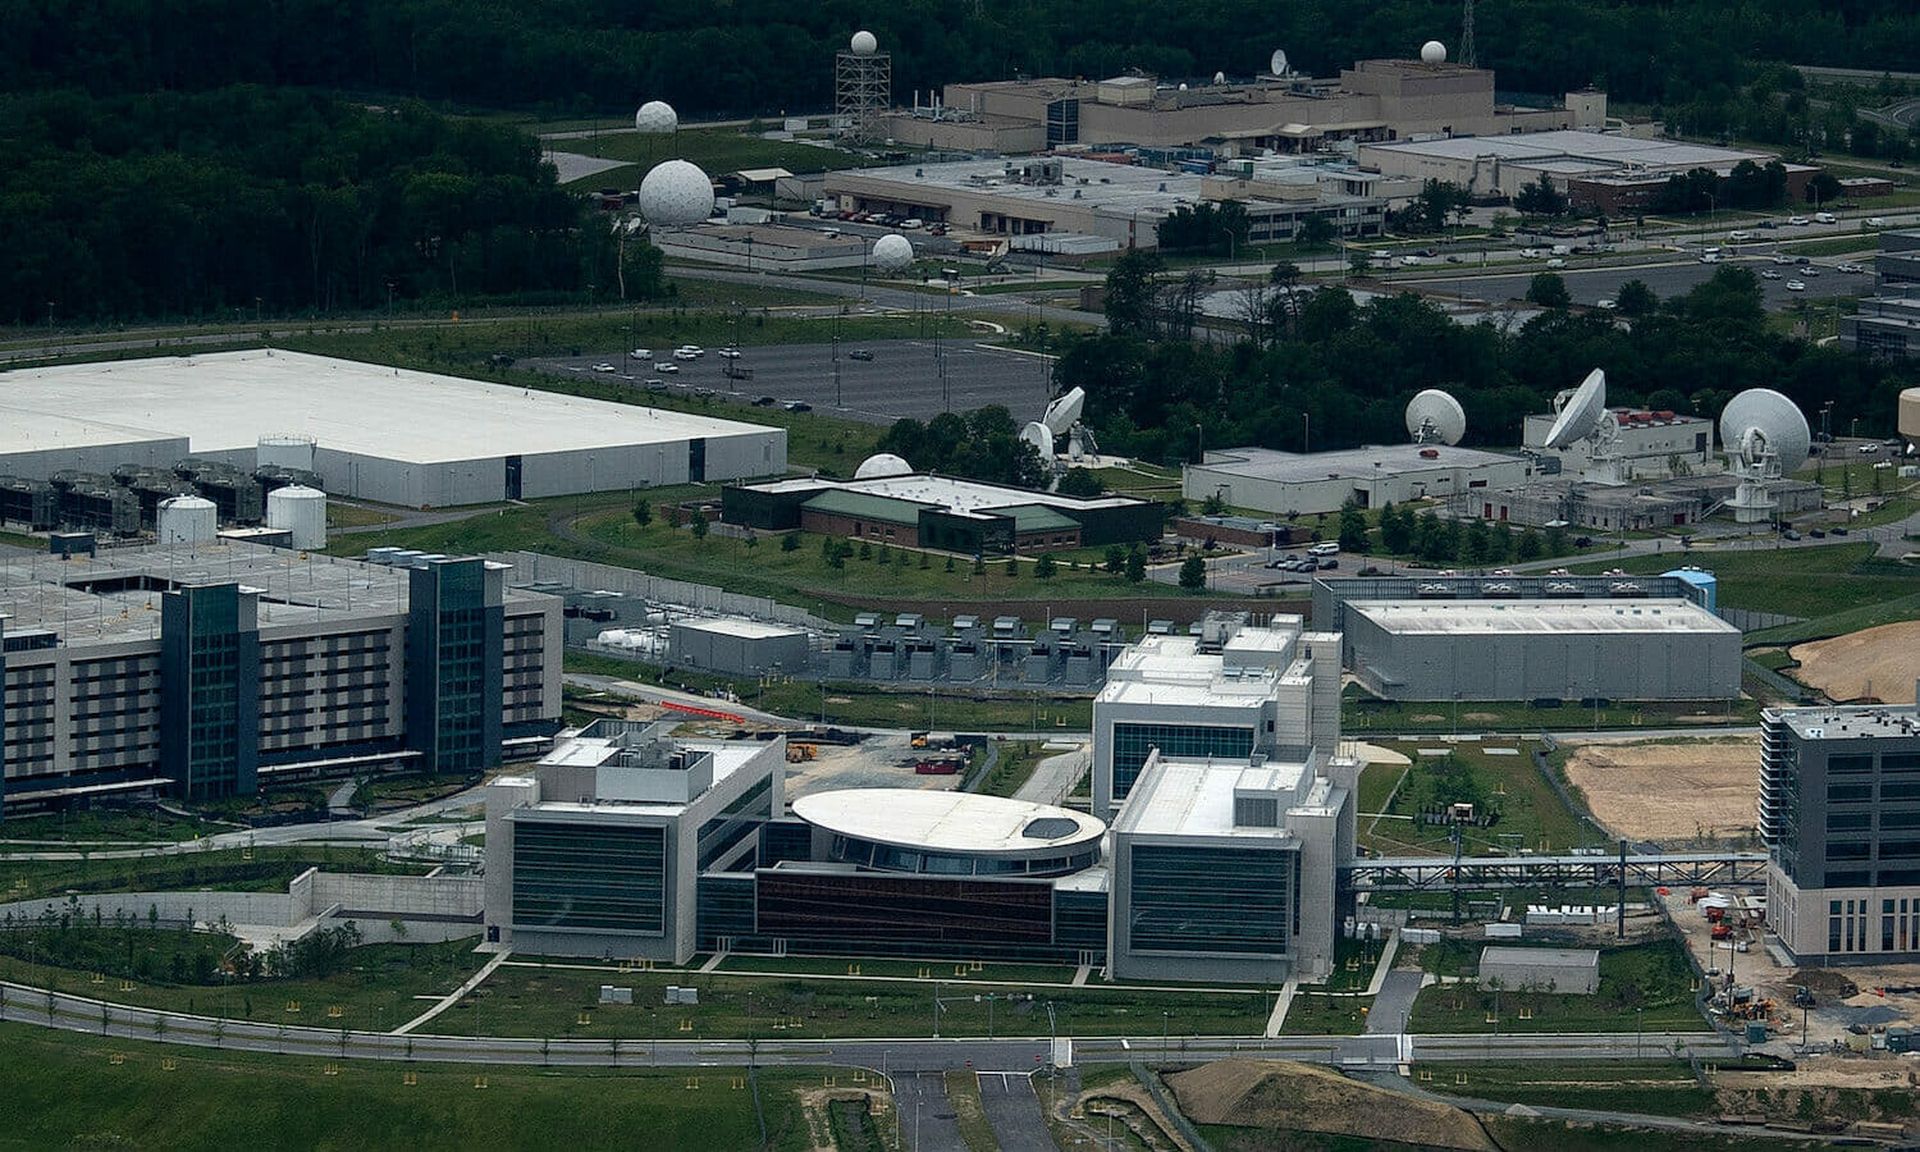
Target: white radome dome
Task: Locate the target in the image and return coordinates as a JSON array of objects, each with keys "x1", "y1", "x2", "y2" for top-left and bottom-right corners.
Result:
[
  {"x1": 855, "y1": 453, "x2": 914, "y2": 479},
  {"x1": 870, "y1": 233, "x2": 915, "y2": 273},
  {"x1": 851, "y1": 30, "x2": 878, "y2": 56},
  {"x1": 638, "y1": 160, "x2": 715, "y2": 226},
  {"x1": 634, "y1": 100, "x2": 678, "y2": 134},
  {"x1": 1420, "y1": 40, "x2": 1448, "y2": 64}
]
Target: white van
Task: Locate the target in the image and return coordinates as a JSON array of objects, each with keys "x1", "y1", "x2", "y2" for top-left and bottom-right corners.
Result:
[
  {"x1": 1813, "y1": 211, "x2": 1837, "y2": 224},
  {"x1": 1308, "y1": 541, "x2": 1340, "y2": 557}
]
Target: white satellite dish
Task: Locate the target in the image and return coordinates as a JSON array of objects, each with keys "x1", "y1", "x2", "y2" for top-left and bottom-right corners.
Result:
[
  {"x1": 1213, "y1": 70, "x2": 1227, "y2": 85},
  {"x1": 1020, "y1": 421, "x2": 1056, "y2": 461},
  {"x1": 1543, "y1": 368, "x2": 1608, "y2": 450},
  {"x1": 1269, "y1": 48, "x2": 1290, "y2": 76},
  {"x1": 1720, "y1": 389, "x2": 1811, "y2": 473},
  {"x1": 855, "y1": 453, "x2": 914, "y2": 480},
  {"x1": 1405, "y1": 389, "x2": 1467, "y2": 446},
  {"x1": 1041, "y1": 387, "x2": 1086, "y2": 436}
]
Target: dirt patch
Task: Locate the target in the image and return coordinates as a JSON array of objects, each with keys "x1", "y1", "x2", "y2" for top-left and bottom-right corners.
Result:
[
  {"x1": 1462, "y1": 712, "x2": 1502, "y2": 722},
  {"x1": 1561, "y1": 739, "x2": 1759, "y2": 843},
  {"x1": 1790, "y1": 621, "x2": 1920, "y2": 704},
  {"x1": 1351, "y1": 742, "x2": 1413, "y2": 767},
  {"x1": 1168, "y1": 1059, "x2": 1495, "y2": 1151}
]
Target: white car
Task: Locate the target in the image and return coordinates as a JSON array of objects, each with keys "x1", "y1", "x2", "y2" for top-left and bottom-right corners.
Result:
[
  {"x1": 1770, "y1": 253, "x2": 1794, "y2": 265},
  {"x1": 1698, "y1": 253, "x2": 1720, "y2": 264},
  {"x1": 718, "y1": 348, "x2": 742, "y2": 359},
  {"x1": 1546, "y1": 257, "x2": 1566, "y2": 268},
  {"x1": 591, "y1": 362, "x2": 617, "y2": 373},
  {"x1": 677, "y1": 345, "x2": 705, "y2": 357},
  {"x1": 1866, "y1": 217, "x2": 1888, "y2": 227},
  {"x1": 1836, "y1": 262, "x2": 1864, "y2": 274},
  {"x1": 1759, "y1": 269, "x2": 1781, "y2": 280},
  {"x1": 1798, "y1": 265, "x2": 1820, "y2": 277},
  {"x1": 654, "y1": 362, "x2": 679, "y2": 373},
  {"x1": 1787, "y1": 215, "x2": 1810, "y2": 226},
  {"x1": 1785, "y1": 279, "x2": 1806, "y2": 292},
  {"x1": 628, "y1": 348, "x2": 652, "y2": 360},
  {"x1": 672, "y1": 349, "x2": 699, "y2": 361},
  {"x1": 1596, "y1": 298, "x2": 1617, "y2": 309},
  {"x1": 1520, "y1": 248, "x2": 1544, "y2": 259},
  {"x1": 1728, "y1": 230, "x2": 1753, "y2": 241}
]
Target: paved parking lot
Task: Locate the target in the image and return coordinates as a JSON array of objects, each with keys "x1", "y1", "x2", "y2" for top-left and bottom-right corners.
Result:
[
  {"x1": 977, "y1": 1071, "x2": 1059, "y2": 1151},
  {"x1": 530, "y1": 339, "x2": 1056, "y2": 425}
]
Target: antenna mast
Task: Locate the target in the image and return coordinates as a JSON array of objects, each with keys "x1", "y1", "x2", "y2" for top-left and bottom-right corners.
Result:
[{"x1": 1460, "y1": 0, "x2": 1477, "y2": 67}]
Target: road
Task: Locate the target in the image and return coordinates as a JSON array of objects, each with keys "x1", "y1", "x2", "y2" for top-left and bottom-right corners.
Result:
[
  {"x1": 1403, "y1": 253, "x2": 1871, "y2": 311},
  {"x1": 976, "y1": 1071, "x2": 1057, "y2": 1151},
  {"x1": 531, "y1": 337, "x2": 1058, "y2": 425},
  {"x1": 1365, "y1": 971, "x2": 1425, "y2": 1035},
  {"x1": 894, "y1": 1070, "x2": 967, "y2": 1151}
]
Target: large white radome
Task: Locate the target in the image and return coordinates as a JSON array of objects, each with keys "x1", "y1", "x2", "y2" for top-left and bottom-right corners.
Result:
[
  {"x1": 855, "y1": 453, "x2": 913, "y2": 479},
  {"x1": 850, "y1": 30, "x2": 878, "y2": 56},
  {"x1": 634, "y1": 100, "x2": 678, "y2": 134},
  {"x1": 638, "y1": 160, "x2": 714, "y2": 226},
  {"x1": 1420, "y1": 40, "x2": 1448, "y2": 64},
  {"x1": 870, "y1": 233, "x2": 914, "y2": 272}
]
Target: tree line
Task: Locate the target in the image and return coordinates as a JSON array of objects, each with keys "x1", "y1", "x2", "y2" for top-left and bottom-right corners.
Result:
[
  {"x1": 1058, "y1": 253, "x2": 1918, "y2": 465},
  {"x1": 0, "y1": 87, "x2": 662, "y2": 324},
  {"x1": 1, "y1": 0, "x2": 1915, "y2": 119}
]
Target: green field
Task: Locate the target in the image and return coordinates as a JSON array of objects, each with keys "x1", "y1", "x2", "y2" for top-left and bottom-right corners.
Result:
[
  {"x1": 1407, "y1": 941, "x2": 1708, "y2": 1034},
  {"x1": 435, "y1": 961, "x2": 1274, "y2": 1040},
  {"x1": 1357, "y1": 742, "x2": 1603, "y2": 857},
  {"x1": 0, "y1": 939, "x2": 488, "y2": 1035},
  {"x1": 0, "y1": 1021, "x2": 824, "y2": 1152},
  {"x1": 0, "y1": 806, "x2": 224, "y2": 846},
  {"x1": 1416, "y1": 1060, "x2": 1713, "y2": 1117},
  {"x1": 1277, "y1": 993, "x2": 1371, "y2": 1036},
  {"x1": 563, "y1": 126, "x2": 881, "y2": 180},
  {"x1": 716, "y1": 955, "x2": 1076, "y2": 984},
  {"x1": 1571, "y1": 542, "x2": 1912, "y2": 620},
  {"x1": 0, "y1": 846, "x2": 425, "y2": 902}
]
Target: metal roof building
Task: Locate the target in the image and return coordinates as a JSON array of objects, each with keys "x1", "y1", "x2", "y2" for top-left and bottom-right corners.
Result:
[
  {"x1": 1184, "y1": 443, "x2": 1534, "y2": 516},
  {"x1": 0, "y1": 350, "x2": 786, "y2": 507},
  {"x1": 1478, "y1": 945, "x2": 1600, "y2": 994}
]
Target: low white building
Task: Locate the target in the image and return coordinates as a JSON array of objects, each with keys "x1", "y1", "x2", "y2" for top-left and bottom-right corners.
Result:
[
  {"x1": 1184, "y1": 444, "x2": 1533, "y2": 516},
  {"x1": 1522, "y1": 407, "x2": 1717, "y2": 484}
]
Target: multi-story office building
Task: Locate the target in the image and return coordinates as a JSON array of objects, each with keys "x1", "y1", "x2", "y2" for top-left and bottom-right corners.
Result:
[
  {"x1": 0, "y1": 541, "x2": 562, "y2": 816},
  {"x1": 484, "y1": 720, "x2": 786, "y2": 962},
  {"x1": 1091, "y1": 615, "x2": 1341, "y2": 821},
  {"x1": 1108, "y1": 748, "x2": 1352, "y2": 984},
  {"x1": 1760, "y1": 704, "x2": 1920, "y2": 963}
]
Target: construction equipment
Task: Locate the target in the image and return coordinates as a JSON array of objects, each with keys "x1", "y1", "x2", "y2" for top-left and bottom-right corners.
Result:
[{"x1": 785, "y1": 743, "x2": 818, "y2": 763}]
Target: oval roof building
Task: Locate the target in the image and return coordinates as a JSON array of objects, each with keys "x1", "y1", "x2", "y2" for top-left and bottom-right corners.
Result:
[{"x1": 792, "y1": 789, "x2": 1104, "y2": 877}]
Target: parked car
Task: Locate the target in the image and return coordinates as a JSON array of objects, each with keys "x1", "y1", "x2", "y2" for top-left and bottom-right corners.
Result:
[
  {"x1": 1697, "y1": 253, "x2": 1719, "y2": 264},
  {"x1": 1760, "y1": 270, "x2": 1781, "y2": 280},
  {"x1": 1787, "y1": 215, "x2": 1810, "y2": 226},
  {"x1": 848, "y1": 348, "x2": 875, "y2": 361},
  {"x1": 718, "y1": 347, "x2": 742, "y2": 359},
  {"x1": 654, "y1": 362, "x2": 678, "y2": 372},
  {"x1": 752, "y1": 395, "x2": 778, "y2": 406},
  {"x1": 1831, "y1": 526, "x2": 1849, "y2": 536},
  {"x1": 629, "y1": 348, "x2": 652, "y2": 360},
  {"x1": 1866, "y1": 217, "x2": 1889, "y2": 227},
  {"x1": 1798, "y1": 265, "x2": 1820, "y2": 277},
  {"x1": 1782, "y1": 529, "x2": 1801, "y2": 541},
  {"x1": 1809, "y1": 528, "x2": 1827, "y2": 538},
  {"x1": 1770, "y1": 253, "x2": 1795, "y2": 265},
  {"x1": 1836, "y1": 262, "x2": 1864, "y2": 274},
  {"x1": 591, "y1": 362, "x2": 617, "y2": 373},
  {"x1": 1318, "y1": 558, "x2": 1339, "y2": 570},
  {"x1": 672, "y1": 349, "x2": 699, "y2": 361},
  {"x1": 1308, "y1": 541, "x2": 1340, "y2": 557},
  {"x1": 783, "y1": 400, "x2": 813, "y2": 412},
  {"x1": 1596, "y1": 298, "x2": 1617, "y2": 309},
  {"x1": 1786, "y1": 280, "x2": 1806, "y2": 292}
]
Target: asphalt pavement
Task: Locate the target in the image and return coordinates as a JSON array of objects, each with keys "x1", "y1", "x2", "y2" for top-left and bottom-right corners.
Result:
[
  {"x1": 1365, "y1": 970, "x2": 1426, "y2": 1036},
  {"x1": 1404, "y1": 253, "x2": 1871, "y2": 311},
  {"x1": 529, "y1": 337, "x2": 1056, "y2": 425},
  {"x1": 895, "y1": 1071, "x2": 968, "y2": 1152},
  {"x1": 976, "y1": 1071, "x2": 1058, "y2": 1151}
]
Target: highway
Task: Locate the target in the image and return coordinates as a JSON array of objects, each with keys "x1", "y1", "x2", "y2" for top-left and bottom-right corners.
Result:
[
  {"x1": 0, "y1": 979, "x2": 1735, "y2": 1072},
  {"x1": 1403, "y1": 252, "x2": 1871, "y2": 310}
]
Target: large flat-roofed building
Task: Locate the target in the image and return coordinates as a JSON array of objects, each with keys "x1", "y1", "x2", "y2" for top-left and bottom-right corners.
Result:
[
  {"x1": 1313, "y1": 572, "x2": 1718, "y2": 636},
  {"x1": 1093, "y1": 614, "x2": 1343, "y2": 820},
  {"x1": 0, "y1": 541, "x2": 562, "y2": 816},
  {"x1": 1760, "y1": 705, "x2": 1920, "y2": 963},
  {"x1": 0, "y1": 350, "x2": 786, "y2": 507},
  {"x1": 652, "y1": 223, "x2": 870, "y2": 272},
  {"x1": 1841, "y1": 291, "x2": 1920, "y2": 360},
  {"x1": 823, "y1": 157, "x2": 1386, "y2": 250},
  {"x1": 723, "y1": 472, "x2": 1165, "y2": 555},
  {"x1": 1340, "y1": 599, "x2": 1741, "y2": 702},
  {"x1": 1522, "y1": 407, "x2": 1717, "y2": 483},
  {"x1": 1184, "y1": 444, "x2": 1533, "y2": 516},
  {"x1": 1109, "y1": 748, "x2": 1352, "y2": 983},
  {"x1": 1358, "y1": 131, "x2": 1816, "y2": 212},
  {"x1": 667, "y1": 617, "x2": 811, "y2": 677},
  {"x1": 484, "y1": 720, "x2": 784, "y2": 963},
  {"x1": 887, "y1": 58, "x2": 1602, "y2": 155}
]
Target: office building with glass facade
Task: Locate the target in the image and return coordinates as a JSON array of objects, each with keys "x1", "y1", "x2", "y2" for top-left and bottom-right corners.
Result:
[
  {"x1": 484, "y1": 720, "x2": 786, "y2": 963},
  {"x1": 1762, "y1": 703, "x2": 1920, "y2": 963},
  {"x1": 1108, "y1": 748, "x2": 1353, "y2": 984},
  {"x1": 1091, "y1": 614, "x2": 1342, "y2": 821},
  {"x1": 0, "y1": 541, "x2": 562, "y2": 817}
]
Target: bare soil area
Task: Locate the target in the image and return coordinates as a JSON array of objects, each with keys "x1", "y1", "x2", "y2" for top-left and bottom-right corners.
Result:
[
  {"x1": 1562, "y1": 739, "x2": 1759, "y2": 843},
  {"x1": 1789, "y1": 621, "x2": 1920, "y2": 704},
  {"x1": 1168, "y1": 1059, "x2": 1495, "y2": 1151}
]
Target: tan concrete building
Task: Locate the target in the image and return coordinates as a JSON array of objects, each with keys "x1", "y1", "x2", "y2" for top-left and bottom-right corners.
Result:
[{"x1": 883, "y1": 59, "x2": 1604, "y2": 155}]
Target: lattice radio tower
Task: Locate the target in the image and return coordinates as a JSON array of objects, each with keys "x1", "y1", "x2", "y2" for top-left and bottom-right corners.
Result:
[
  {"x1": 836, "y1": 33, "x2": 893, "y2": 142},
  {"x1": 1459, "y1": 0, "x2": 1477, "y2": 68}
]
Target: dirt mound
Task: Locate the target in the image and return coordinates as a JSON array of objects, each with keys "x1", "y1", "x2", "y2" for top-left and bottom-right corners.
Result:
[
  {"x1": 1562, "y1": 740, "x2": 1758, "y2": 843},
  {"x1": 1168, "y1": 1060, "x2": 1495, "y2": 1151},
  {"x1": 1790, "y1": 621, "x2": 1920, "y2": 704},
  {"x1": 1790, "y1": 969, "x2": 1859, "y2": 1000}
]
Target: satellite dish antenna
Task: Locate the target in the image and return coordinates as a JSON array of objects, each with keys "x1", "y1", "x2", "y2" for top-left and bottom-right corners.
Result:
[
  {"x1": 1213, "y1": 70, "x2": 1227, "y2": 85},
  {"x1": 1041, "y1": 387, "x2": 1086, "y2": 436},
  {"x1": 1269, "y1": 49, "x2": 1290, "y2": 76},
  {"x1": 1020, "y1": 421, "x2": 1056, "y2": 462},
  {"x1": 1405, "y1": 389, "x2": 1467, "y2": 445},
  {"x1": 1719, "y1": 388, "x2": 1810, "y2": 523},
  {"x1": 1543, "y1": 369, "x2": 1608, "y2": 450}
]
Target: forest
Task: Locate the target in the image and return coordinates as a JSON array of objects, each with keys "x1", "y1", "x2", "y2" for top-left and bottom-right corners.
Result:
[
  {"x1": 1054, "y1": 256, "x2": 1918, "y2": 464},
  {"x1": 1, "y1": 0, "x2": 1916, "y2": 122},
  {"x1": 0, "y1": 88, "x2": 661, "y2": 323}
]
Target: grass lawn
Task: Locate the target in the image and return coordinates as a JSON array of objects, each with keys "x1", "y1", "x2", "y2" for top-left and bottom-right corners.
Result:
[
  {"x1": 944, "y1": 1069, "x2": 1000, "y2": 1152},
  {"x1": 1407, "y1": 941, "x2": 1708, "y2": 1034},
  {"x1": 326, "y1": 501, "x2": 402, "y2": 529},
  {"x1": 716, "y1": 955, "x2": 1076, "y2": 984},
  {"x1": 439, "y1": 962, "x2": 1274, "y2": 1040},
  {"x1": 1773, "y1": 234, "x2": 1883, "y2": 257},
  {"x1": 1481, "y1": 1117, "x2": 1821, "y2": 1152},
  {"x1": 0, "y1": 1021, "x2": 823, "y2": 1152},
  {"x1": 1344, "y1": 691, "x2": 1757, "y2": 736},
  {"x1": 1277, "y1": 993, "x2": 1370, "y2": 1036},
  {"x1": 1356, "y1": 742, "x2": 1602, "y2": 857},
  {"x1": 1570, "y1": 542, "x2": 1911, "y2": 619},
  {"x1": 0, "y1": 939, "x2": 488, "y2": 1035},
  {"x1": 0, "y1": 846, "x2": 426, "y2": 902},
  {"x1": 1416, "y1": 1060, "x2": 1713, "y2": 1117},
  {"x1": 0, "y1": 806, "x2": 223, "y2": 846},
  {"x1": 975, "y1": 741, "x2": 1050, "y2": 798}
]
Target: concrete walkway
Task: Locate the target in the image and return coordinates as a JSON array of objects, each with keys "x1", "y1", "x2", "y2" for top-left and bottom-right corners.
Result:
[
  {"x1": 393, "y1": 949, "x2": 510, "y2": 1035},
  {"x1": 1013, "y1": 744, "x2": 1088, "y2": 806},
  {"x1": 1263, "y1": 979, "x2": 1299, "y2": 1038},
  {"x1": 1365, "y1": 970, "x2": 1426, "y2": 1035}
]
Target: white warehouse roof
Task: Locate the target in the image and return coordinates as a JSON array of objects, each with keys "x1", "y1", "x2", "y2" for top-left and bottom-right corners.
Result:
[
  {"x1": 1346, "y1": 598, "x2": 1737, "y2": 635},
  {"x1": 0, "y1": 349, "x2": 780, "y2": 466}
]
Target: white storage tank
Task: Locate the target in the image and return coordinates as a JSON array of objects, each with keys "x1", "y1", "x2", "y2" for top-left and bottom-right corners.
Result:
[
  {"x1": 157, "y1": 495, "x2": 218, "y2": 544},
  {"x1": 265, "y1": 484, "x2": 327, "y2": 549},
  {"x1": 257, "y1": 434, "x2": 317, "y2": 472}
]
